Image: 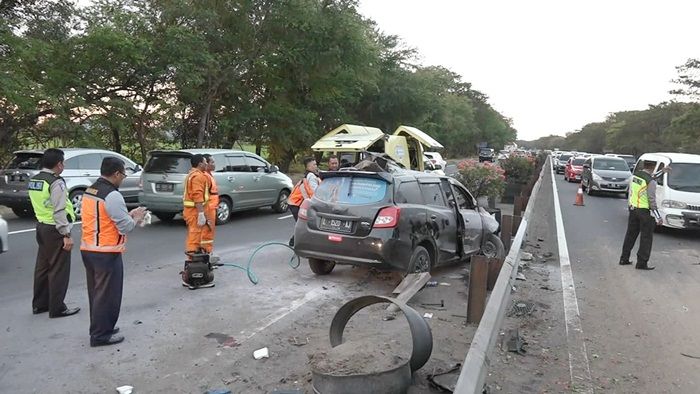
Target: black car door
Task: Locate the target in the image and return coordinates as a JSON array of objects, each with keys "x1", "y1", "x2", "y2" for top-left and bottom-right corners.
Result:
[{"x1": 418, "y1": 180, "x2": 459, "y2": 264}]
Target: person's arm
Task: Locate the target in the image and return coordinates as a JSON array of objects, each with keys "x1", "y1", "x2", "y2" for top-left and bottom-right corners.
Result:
[
  {"x1": 191, "y1": 173, "x2": 208, "y2": 213},
  {"x1": 306, "y1": 172, "x2": 320, "y2": 191},
  {"x1": 49, "y1": 179, "x2": 72, "y2": 236},
  {"x1": 647, "y1": 179, "x2": 662, "y2": 222},
  {"x1": 105, "y1": 191, "x2": 137, "y2": 234}
]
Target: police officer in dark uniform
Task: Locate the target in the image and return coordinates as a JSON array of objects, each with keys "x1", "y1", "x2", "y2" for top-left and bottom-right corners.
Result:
[{"x1": 619, "y1": 160, "x2": 665, "y2": 270}]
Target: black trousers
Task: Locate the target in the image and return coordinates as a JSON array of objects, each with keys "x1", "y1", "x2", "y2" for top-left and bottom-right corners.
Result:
[
  {"x1": 33, "y1": 223, "x2": 71, "y2": 316},
  {"x1": 620, "y1": 208, "x2": 655, "y2": 265},
  {"x1": 82, "y1": 251, "x2": 123, "y2": 341},
  {"x1": 288, "y1": 205, "x2": 300, "y2": 245}
]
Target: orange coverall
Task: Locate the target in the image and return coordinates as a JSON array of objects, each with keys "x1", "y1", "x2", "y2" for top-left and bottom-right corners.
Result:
[
  {"x1": 183, "y1": 168, "x2": 212, "y2": 257},
  {"x1": 201, "y1": 171, "x2": 218, "y2": 251}
]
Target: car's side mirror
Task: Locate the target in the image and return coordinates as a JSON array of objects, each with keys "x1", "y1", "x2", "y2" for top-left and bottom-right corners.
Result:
[{"x1": 268, "y1": 165, "x2": 279, "y2": 173}]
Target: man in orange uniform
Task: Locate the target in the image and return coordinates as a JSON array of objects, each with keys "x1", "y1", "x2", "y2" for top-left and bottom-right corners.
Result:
[
  {"x1": 201, "y1": 154, "x2": 218, "y2": 257},
  {"x1": 183, "y1": 154, "x2": 211, "y2": 257},
  {"x1": 287, "y1": 157, "x2": 321, "y2": 246}
]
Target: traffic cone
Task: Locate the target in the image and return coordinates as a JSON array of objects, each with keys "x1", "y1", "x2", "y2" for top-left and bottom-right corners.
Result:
[{"x1": 573, "y1": 182, "x2": 585, "y2": 206}]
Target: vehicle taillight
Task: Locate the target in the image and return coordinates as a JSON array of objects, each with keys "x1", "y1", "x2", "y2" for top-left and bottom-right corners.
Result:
[
  {"x1": 298, "y1": 199, "x2": 311, "y2": 220},
  {"x1": 374, "y1": 206, "x2": 400, "y2": 228}
]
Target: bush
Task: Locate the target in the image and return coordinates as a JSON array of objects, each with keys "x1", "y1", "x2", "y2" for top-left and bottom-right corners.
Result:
[
  {"x1": 500, "y1": 156, "x2": 534, "y2": 183},
  {"x1": 456, "y1": 159, "x2": 506, "y2": 199}
]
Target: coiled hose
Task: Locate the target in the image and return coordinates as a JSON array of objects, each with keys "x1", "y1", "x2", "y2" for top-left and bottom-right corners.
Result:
[{"x1": 214, "y1": 241, "x2": 300, "y2": 285}]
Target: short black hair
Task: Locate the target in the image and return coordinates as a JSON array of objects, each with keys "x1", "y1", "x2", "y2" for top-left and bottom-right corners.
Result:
[
  {"x1": 303, "y1": 157, "x2": 316, "y2": 166},
  {"x1": 42, "y1": 148, "x2": 64, "y2": 169},
  {"x1": 191, "y1": 154, "x2": 205, "y2": 167},
  {"x1": 101, "y1": 156, "x2": 125, "y2": 176},
  {"x1": 328, "y1": 154, "x2": 338, "y2": 160},
  {"x1": 203, "y1": 153, "x2": 212, "y2": 160}
]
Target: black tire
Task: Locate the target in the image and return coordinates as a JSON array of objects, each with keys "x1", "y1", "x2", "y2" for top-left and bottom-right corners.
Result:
[
  {"x1": 482, "y1": 233, "x2": 506, "y2": 259},
  {"x1": 69, "y1": 189, "x2": 85, "y2": 218},
  {"x1": 11, "y1": 206, "x2": 33, "y2": 218},
  {"x1": 586, "y1": 185, "x2": 595, "y2": 196},
  {"x1": 408, "y1": 245, "x2": 432, "y2": 273},
  {"x1": 272, "y1": 189, "x2": 290, "y2": 213},
  {"x1": 216, "y1": 197, "x2": 232, "y2": 225},
  {"x1": 308, "y1": 258, "x2": 335, "y2": 275},
  {"x1": 153, "y1": 211, "x2": 177, "y2": 222}
]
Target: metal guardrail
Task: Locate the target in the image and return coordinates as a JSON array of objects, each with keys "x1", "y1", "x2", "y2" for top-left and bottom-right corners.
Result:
[{"x1": 454, "y1": 158, "x2": 548, "y2": 393}]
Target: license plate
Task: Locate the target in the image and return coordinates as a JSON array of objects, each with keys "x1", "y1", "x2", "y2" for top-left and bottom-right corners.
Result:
[
  {"x1": 320, "y1": 217, "x2": 353, "y2": 233},
  {"x1": 9, "y1": 174, "x2": 26, "y2": 182},
  {"x1": 156, "y1": 183, "x2": 174, "y2": 192}
]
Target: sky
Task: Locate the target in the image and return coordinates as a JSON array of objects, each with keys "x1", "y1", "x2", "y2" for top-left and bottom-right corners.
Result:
[{"x1": 357, "y1": 0, "x2": 699, "y2": 141}]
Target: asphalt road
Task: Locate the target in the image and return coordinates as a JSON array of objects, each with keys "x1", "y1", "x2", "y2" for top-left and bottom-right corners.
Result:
[{"x1": 554, "y1": 168, "x2": 700, "y2": 392}]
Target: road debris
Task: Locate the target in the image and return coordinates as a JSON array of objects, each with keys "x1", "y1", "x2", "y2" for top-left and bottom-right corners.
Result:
[
  {"x1": 288, "y1": 337, "x2": 310, "y2": 347},
  {"x1": 423, "y1": 313, "x2": 434, "y2": 319},
  {"x1": 253, "y1": 347, "x2": 270, "y2": 360},
  {"x1": 505, "y1": 329, "x2": 527, "y2": 355},
  {"x1": 681, "y1": 353, "x2": 700, "y2": 360},
  {"x1": 508, "y1": 301, "x2": 535, "y2": 317},
  {"x1": 439, "y1": 282, "x2": 451, "y2": 286},
  {"x1": 427, "y1": 363, "x2": 461, "y2": 392},
  {"x1": 516, "y1": 273, "x2": 527, "y2": 281},
  {"x1": 520, "y1": 252, "x2": 533, "y2": 261},
  {"x1": 116, "y1": 386, "x2": 133, "y2": 394},
  {"x1": 133, "y1": 320, "x2": 142, "y2": 325},
  {"x1": 426, "y1": 280, "x2": 438, "y2": 287},
  {"x1": 204, "y1": 389, "x2": 232, "y2": 394},
  {"x1": 421, "y1": 300, "x2": 444, "y2": 307}
]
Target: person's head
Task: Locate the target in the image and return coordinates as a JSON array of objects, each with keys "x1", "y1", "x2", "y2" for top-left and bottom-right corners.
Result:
[
  {"x1": 328, "y1": 154, "x2": 339, "y2": 171},
  {"x1": 101, "y1": 157, "x2": 127, "y2": 187},
  {"x1": 191, "y1": 154, "x2": 207, "y2": 171},
  {"x1": 42, "y1": 148, "x2": 65, "y2": 174},
  {"x1": 203, "y1": 154, "x2": 215, "y2": 172},
  {"x1": 303, "y1": 157, "x2": 318, "y2": 173},
  {"x1": 642, "y1": 160, "x2": 655, "y2": 173}
]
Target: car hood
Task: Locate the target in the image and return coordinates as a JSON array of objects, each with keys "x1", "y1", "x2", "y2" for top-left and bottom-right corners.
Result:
[{"x1": 593, "y1": 169, "x2": 632, "y2": 179}]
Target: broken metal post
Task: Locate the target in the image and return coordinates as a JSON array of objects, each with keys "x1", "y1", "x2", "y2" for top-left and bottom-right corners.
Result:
[
  {"x1": 467, "y1": 256, "x2": 489, "y2": 324},
  {"x1": 501, "y1": 215, "x2": 513, "y2": 252},
  {"x1": 487, "y1": 258, "x2": 504, "y2": 291},
  {"x1": 513, "y1": 196, "x2": 526, "y2": 217}
]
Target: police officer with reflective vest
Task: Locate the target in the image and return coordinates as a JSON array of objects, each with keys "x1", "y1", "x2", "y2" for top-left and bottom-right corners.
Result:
[
  {"x1": 620, "y1": 160, "x2": 665, "y2": 270},
  {"x1": 287, "y1": 157, "x2": 320, "y2": 246},
  {"x1": 81, "y1": 157, "x2": 146, "y2": 346},
  {"x1": 28, "y1": 148, "x2": 80, "y2": 318}
]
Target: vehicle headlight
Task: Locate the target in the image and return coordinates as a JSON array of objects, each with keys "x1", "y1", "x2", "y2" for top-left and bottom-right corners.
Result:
[
  {"x1": 661, "y1": 200, "x2": 688, "y2": 209},
  {"x1": 592, "y1": 173, "x2": 603, "y2": 181}
]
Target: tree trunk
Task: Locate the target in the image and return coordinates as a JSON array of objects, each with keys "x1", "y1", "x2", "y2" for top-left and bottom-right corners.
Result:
[
  {"x1": 255, "y1": 142, "x2": 262, "y2": 156},
  {"x1": 196, "y1": 99, "x2": 211, "y2": 148},
  {"x1": 111, "y1": 125, "x2": 122, "y2": 153}
]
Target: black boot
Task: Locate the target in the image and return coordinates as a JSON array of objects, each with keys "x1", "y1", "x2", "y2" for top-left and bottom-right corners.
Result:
[{"x1": 635, "y1": 262, "x2": 655, "y2": 270}]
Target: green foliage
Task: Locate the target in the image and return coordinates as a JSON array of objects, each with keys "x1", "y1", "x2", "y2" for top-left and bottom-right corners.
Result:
[
  {"x1": 456, "y1": 159, "x2": 506, "y2": 199},
  {"x1": 500, "y1": 156, "x2": 534, "y2": 183}
]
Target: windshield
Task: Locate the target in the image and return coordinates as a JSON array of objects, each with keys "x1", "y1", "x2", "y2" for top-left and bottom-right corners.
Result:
[
  {"x1": 593, "y1": 158, "x2": 629, "y2": 171},
  {"x1": 314, "y1": 176, "x2": 388, "y2": 205},
  {"x1": 572, "y1": 159, "x2": 585, "y2": 166},
  {"x1": 6, "y1": 152, "x2": 43, "y2": 170},
  {"x1": 559, "y1": 154, "x2": 572, "y2": 162},
  {"x1": 667, "y1": 163, "x2": 700, "y2": 192},
  {"x1": 144, "y1": 154, "x2": 191, "y2": 173}
]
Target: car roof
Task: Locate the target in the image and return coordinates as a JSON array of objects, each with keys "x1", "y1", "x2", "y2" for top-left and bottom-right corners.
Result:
[
  {"x1": 148, "y1": 149, "x2": 251, "y2": 155},
  {"x1": 639, "y1": 152, "x2": 700, "y2": 163},
  {"x1": 13, "y1": 148, "x2": 126, "y2": 158}
]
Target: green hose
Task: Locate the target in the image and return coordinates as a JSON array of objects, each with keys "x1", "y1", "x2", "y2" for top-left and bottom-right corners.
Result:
[{"x1": 215, "y1": 241, "x2": 300, "y2": 285}]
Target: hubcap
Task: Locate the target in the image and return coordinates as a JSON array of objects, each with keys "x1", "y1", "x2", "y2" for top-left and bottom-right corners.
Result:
[
  {"x1": 279, "y1": 192, "x2": 289, "y2": 211},
  {"x1": 415, "y1": 253, "x2": 430, "y2": 272},
  {"x1": 72, "y1": 194, "x2": 83, "y2": 216},
  {"x1": 217, "y1": 201, "x2": 230, "y2": 222},
  {"x1": 483, "y1": 241, "x2": 497, "y2": 258}
]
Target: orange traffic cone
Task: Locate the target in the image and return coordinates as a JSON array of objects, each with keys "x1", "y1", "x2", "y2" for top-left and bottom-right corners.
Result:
[{"x1": 574, "y1": 182, "x2": 585, "y2": 206}]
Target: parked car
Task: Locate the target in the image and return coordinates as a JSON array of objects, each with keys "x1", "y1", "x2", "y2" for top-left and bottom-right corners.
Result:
[
  {"x1": 634, "y1": 153, "x2": 700, "y2": 229},
  {"x1": 424, "y1": 151, "x2": 447, "y2": 170},
  {"x1": 293, "y1": 167, "x2": 505, "y2": 275},
  {"x1": 581, "y1": 156, "x2": 632, "y2": 196},
  {"x1": 0, "y1": 214, "x2": 8, "y2": 253},
  {"x1": 554, "y1": 153, "x2": 573, "y2": 174},
  {"x1": 138, "y1": 149, "x2": 293, "y2": 224},
  {"x1": 478, "y1": 148, "x2": 495, "y2": 162},
  {"x1": 605, "y1": 153, "x2": 636, "y2": 170},
  {"x1": 0, "y1": 148, "x2": 142, "y2": 218},
  {"x1": 564, "y1": 156, "x2": 586, "y2": 182}
]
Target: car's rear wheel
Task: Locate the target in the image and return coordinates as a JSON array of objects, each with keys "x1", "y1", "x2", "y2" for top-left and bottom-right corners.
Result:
[
  {"x1": 153, "y1": 211, "x2": 177, "y2": 222},
  {"x1": 272, "y1": 189, "x2": 290, "y2": 213},
  {"x1": 11, "y1": 206, "x2": 33, "y2": 218},
  {"x1": 216, "y1": 197, "x2": 232, "y2": 225},
  {"x1": 69, "y1": 189, "x2": 85, "y2": 219},
  {"x1": 408, "y1": 245, "x2": 431, "y2": 273},
  {"x1": 308, "y1": 258, "x2": 335, "y2": 275},
  {"x1": 481, "y1": 233, "x2": 506, "y2": 259}
]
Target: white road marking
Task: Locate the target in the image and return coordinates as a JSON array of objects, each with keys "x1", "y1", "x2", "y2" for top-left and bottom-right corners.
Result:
[
  {"x1": 551, "y1": 162, "x2": 594, "y2": 393},
  {"x1": 277, "y1": 214, "x2": 293, "y2": 220},
  {"x1": 9, "y1": 221, "x2": 82, "y2": 235}
]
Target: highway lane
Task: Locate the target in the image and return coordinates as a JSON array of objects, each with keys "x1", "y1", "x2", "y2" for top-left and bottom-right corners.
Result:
[{"x1": 554, "y1": 171, "x2": 700, "y2": 392}]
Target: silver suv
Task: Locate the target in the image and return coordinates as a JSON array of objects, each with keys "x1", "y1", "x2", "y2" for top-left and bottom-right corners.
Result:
[
  {"x1": 0, "y1": 149, "x2": 142, "y2": 218},
  {"x1": 138, "y1": 149, "x2": 293, "y2": 224}
]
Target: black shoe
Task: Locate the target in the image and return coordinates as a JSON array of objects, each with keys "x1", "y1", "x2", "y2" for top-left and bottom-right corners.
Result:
[
  {"x1": 111, "y1": 327, "x2": 120, "y2": 335},
  {"x1": 32, "y1": 307, "x2": 48, "y2": 315},
  {"x1": 619, "y1": 260, "x2": 632, "y2": 265},
  {"x1": 49, "y1": 307, "x2": 80, "y2": 318},
  {"x1": 90, "y1": 335, "x2": 125, "y2": 347},
  {"x1": 635, "y1": 265, "x2": 656, "y2": 270}
]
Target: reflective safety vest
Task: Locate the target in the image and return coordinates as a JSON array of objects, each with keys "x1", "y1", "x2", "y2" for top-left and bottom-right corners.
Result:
[
  {"x1": 81, "y1": 178, "x2": 126, "y2": 253},
  {"x1": 288, "y1": 174, "x2": 317, "y2": 207},
  {"x1": 183, "y1": 169, "x2": 210, "y2": 208},
  {"x1": 629, "y1": 173, "x2": 651, "y2": 209},
  {"x1": 205, "y1": 171, "x2": 219, "y2": 209},
  {"x1": 27, "y1": 171, "x2": 76, "y2": 225}
]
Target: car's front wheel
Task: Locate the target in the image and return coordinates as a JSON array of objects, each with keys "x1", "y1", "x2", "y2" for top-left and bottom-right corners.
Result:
[
  {"x1": 408, "y1": 245, "x2": 432, "y2": 273},
  {"x1": 216, "y1": 197, "x2": 232, "y2": 225},
  {"x1": 308, "y1": 258, "x2": 335, "y2": 275},
  {"x1": 272, "y1": 189, "x2": 290, "y2": 213},
  {"x1": 153, "y1": 211, "x2": 177, "y2": 222},
  {"x1": 69, "y1": 189, "x2": 85, "y2": 219},
  {"x1": 11, "y1": 206, "x2": 33, "y2": 218},
  {"x1": 481, "y1": 233, "x2": 506, "y2": 259}
]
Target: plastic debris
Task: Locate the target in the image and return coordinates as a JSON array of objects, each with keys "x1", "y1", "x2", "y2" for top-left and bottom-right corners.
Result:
[
  {"x1": 116, "y1": 386, "x2": 133, "y2": 394},
  {"x1": 516, "y1": 273, "x2": 527, "y2": 281},
  {"x1": 253, "y1": 347, "x2": 269, "y2": 359},
  {"x1": 439, "y1": 282, "x2": 451, "y2": 286},
  {"x1": 520, "y1": 252, "x2": 534, "y2": 261},
  {"x1": 205, "y1": 389, "x2": 232, "y2": 394},
  {"x1": 423, "y1": 313, "x2": 433, "y2": 319},
  {"x1": 426, "y1": 280, "x2": 438, "y2": 287}
]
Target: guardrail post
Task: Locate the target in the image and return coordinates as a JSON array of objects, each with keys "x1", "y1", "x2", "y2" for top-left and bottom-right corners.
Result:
[
  {"x1": 500, "y1": 215, "x2": 513, "y2": 252},
  {"x1": 467, "y1": 256, "x2": 489, "y2": 324},
  {"x1": 512, "y1": 215, "x2": 522, "y2": 236},
  {"x1": 487, "y1": 258, "x2": 504, "y2": 291}
]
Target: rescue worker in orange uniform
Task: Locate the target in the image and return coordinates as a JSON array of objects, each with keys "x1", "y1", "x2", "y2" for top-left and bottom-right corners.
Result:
[
  {"x1": 183, "y1": 154, "x2": 212, "y2": 257},
  {"x1": 288, "y1": 157, "x2": 321, "y2": 246},
  {"x1": 201, "y1": 154, "x2": 218, "y2": 257}
]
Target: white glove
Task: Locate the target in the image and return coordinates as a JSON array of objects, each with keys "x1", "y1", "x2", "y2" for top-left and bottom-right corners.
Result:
[{"x1": 197, "y1": 212, "x2": 207, "y2": 226}]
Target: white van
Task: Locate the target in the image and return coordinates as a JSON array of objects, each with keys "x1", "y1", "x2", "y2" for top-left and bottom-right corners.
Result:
[{"x1": 634, "y1": 153, "x2": 700, "y2": 229}]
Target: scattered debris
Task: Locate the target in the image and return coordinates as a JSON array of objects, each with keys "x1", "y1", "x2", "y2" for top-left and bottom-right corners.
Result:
[
  {"x1": 288, "y1": 337, "x2": 309, "y2": 347},
  {"x1": 423, "y1": 313, "x2": 434, "y2": 319},
  {"x1": 508, "y1": 301, "x2": 535, "y2": 317},
  {"x1": 540, "y1": 285, "x2": 554, "y2": 291},
  {"x1": 387, "y1": 273, "x2": 432, "y2": 313},
  {"x1": 681, "y1": 353, "x2": 700, "y2": 360},
  {"x1": 204, "y1": 389, "x2": 231, "y2": 394},
  {"x1": 537, "y1": 237, "x2": 544, "y2": 242},
  {"x1": 543, "y1": 252, "x2": 554, "y2": 258},
  {"x1": 682, "y1": 306, "x2": 689, "y2": 312},
  {"x1": 426, "y1": 280, "x2": 439, "y2": 287},
  {"x1": 116, "y1": 386, "x2": 133, "y2": 394},
  {"x1": 448, "y1": 274, "x2": 463, "y2": 279},
  {"x1": 439, "y1": 282, "x2": 451, "y2": 286},
  {"x1": 271, "y1": 390, "x2": 302, "y2": 394},
  {"x1": 516, "y1": 273, "x2": 527, "y2": 281},
  {"x1": 421, "y1": 300, "x2": 445, "y2": 307},
  {"x1": 133, "y1": 320, "x2": 142, "y2": 325},
  {"x1": 427, "y1": 363, "x2": 461, "y2": 392},
  {"x1": 383, "y1": 314, "x2": 396, "y2": 321},
  {"x1": 505, "y1": 329, "x2": 527, "y2": 355},
  {"x1": 205, "y1": 333, "x2": 239, "y2": 348},
  {"x1": 253, "y1": 347, "x2": 270, "y2": 360},
  {"x1": 520, "y1": 252, "x2": 533, "y2": 261},
  {"x1": 451, "y1": 314, "x2": 467, "y2": 319}
]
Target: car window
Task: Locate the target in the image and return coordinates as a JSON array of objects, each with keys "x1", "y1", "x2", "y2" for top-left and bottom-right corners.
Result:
[
  {"x1": 211, "y1": 154, "x2": 228, "y2": 172},
  {"x1": 453, "y1": 185, "x2": 476, "y2": 210},
  {"x1": 6, "y1": 153, "x2": 43, "y2": 170},
  {"x1": 246, "y1": 156, "x2": 268, "y2": 172},
  {"x1": 78, "y1": 153, "x2": 104, "y2": 170},
  {"x1": 420, "y1": 183, "x2": 447, "y2": 207},
  {"x1": 395, "y1": 181, "x2": 424, "y2": 204},
  {"x1": 102, "y1": 154, "x2": 131, "y2": 170},
  {"x1": 593, "y1": 158, "x2": 629, "y2": 171},
  {"x1": 225, "y1": 156, "x2": 249, "y2": 172},
  {"x1": 314, "y1": 176, "x2": 388, "y2": 205},
  {"x1": 144, "y1": 154, "x2": 191, "y2": 173},
  {"x1": 63, "y1": 157, "x2": 79, "y2": 170},
  {"x1": 572, "y1": 158, "x2": 585, "y2": 165},
  {"x1": 656, "y1": 163, "x2": 665, "y2": 185},
  {"x1": 667, "y1": 163, "x2": 700, "y2": 192}
]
